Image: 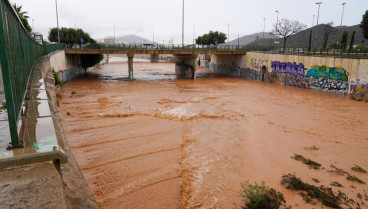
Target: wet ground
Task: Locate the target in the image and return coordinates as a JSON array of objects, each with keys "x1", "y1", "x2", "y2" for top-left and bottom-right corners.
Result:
[{"x1": 58, "y1": 58, "x2": 368, "y2": 209}]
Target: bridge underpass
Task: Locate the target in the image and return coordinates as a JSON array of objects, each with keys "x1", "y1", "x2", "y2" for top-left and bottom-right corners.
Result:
[{"x1": 65, "y1": 48, "x2": 247, "y2": 80}]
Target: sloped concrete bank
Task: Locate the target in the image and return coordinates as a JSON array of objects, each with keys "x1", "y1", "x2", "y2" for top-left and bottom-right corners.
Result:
[
  {"x1": 42, "y1": 51, "x2": 100, "y2": 208},
  {"x1": 214, "y1": 52, "x2": 368, "y2": 101}
]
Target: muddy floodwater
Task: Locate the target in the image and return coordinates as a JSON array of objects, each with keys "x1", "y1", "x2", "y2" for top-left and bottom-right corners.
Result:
[{"x1": 58, "y1": 57, "x2": 368, "y2": 209}]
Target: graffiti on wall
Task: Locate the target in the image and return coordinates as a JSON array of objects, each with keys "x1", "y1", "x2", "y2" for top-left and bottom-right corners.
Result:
[
  {"x1": 306, "y1": 65, "x2": 348, "y2": 82},
  {"x1": 350, "y1": 80, "x2": 368, "y2": 101},
  {"x1": 57, "y1": 68, "x2": 84, "y2": 82},
  {"x1": 250, "y1": 59, "x2": 268, "y2": 70},
  {"x1": 271, "y1": 61, "x2": 306, "y2": 75}
]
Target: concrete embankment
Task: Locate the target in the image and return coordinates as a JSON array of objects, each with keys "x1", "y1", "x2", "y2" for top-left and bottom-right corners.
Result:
[
  {"x1": 214, "y1": 52, "x2": 368, "y2": 101},
  {"x1": 0, "y1": 51, "x2": 99, "y2": 209}
]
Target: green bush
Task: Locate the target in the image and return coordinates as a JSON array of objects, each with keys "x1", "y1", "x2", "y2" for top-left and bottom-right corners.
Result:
[
  {"x1": 238, "y1": 181, "x2": 286, "y2": 209},
  {"x1": 52, "y1": 68, "x2": 62, "y2": 86}
]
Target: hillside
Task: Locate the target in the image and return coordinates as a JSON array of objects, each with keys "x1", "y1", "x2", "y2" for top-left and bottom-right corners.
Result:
[
  {"x1": 225, "y1": 32, "x2": 278, "y2": 45},
  {"x1": 104, "y1": 34, "x2": 151, "y2": 44},
  {"x1": 247, "y1": 24, "x2": 365, "y2": 49}
]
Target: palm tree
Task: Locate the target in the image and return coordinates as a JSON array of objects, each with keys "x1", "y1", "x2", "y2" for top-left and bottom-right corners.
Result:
[{"x1": 12, "y1": 3, "x2": 32, "y2": 33}]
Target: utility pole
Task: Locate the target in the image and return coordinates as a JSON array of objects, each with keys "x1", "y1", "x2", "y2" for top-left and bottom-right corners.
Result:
[
  {"x1": 55, "y1": 0, "x2": 60, "y2": 43},
  {"x1": 238, "y1": 34, "x2": 240, "y2": 46},
  {"x1": 182, "y1": 0, "x2": 184, "y2": 47},
  {"x1": 340, "y1": 2, "x2": 346, "y2": 26},
  {"x1": 274, "y1": 10, "x2": 279, "y2": 46},
  {"x1": 312, "y1": 15, "x2": 315, "y2": 27}
]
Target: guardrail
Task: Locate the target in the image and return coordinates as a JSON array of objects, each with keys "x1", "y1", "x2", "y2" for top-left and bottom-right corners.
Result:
[
  {"x1": 0, "y1": 0, "x2": 64, "y2": 148},
  {"x1": 77, "y1": 43, "x2": 368, "y2": 58}
]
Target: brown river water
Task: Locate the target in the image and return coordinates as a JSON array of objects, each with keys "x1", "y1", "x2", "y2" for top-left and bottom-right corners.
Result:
[{"x1": 58, "y1": 57, "x2": 368, "y2": 209}]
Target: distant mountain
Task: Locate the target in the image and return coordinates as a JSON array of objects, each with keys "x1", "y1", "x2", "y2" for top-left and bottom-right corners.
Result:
[
  {"x1": 104, "y1": 34, "x2": 152, "y2": 44},
  {"x1": 247, "y1": 24, "x2": 365, "y2": 48},
  {"x1": 224, "y1": 32, "x2": 278, "y2": 45}
]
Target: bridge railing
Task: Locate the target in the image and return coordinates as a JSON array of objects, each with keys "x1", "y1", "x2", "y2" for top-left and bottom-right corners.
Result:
[
  {"x1": 78, "y1": 43, "x2": 368, "y2": 57},
  {"x1": 0, "y1": 0, "x2": 65, "y2": 148}
]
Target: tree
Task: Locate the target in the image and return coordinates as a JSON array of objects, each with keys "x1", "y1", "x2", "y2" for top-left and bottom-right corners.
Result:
[
  {"x1": 360, "y1": 10, "x2": 368, "y2": 39},
  {"x1": 273, "y1": 19, "x2": 306, "y2": 53},
  {"x1": 340, "y1": 31, "x2": 349, "y2": 52},
  {"x1": 321, "y1": 22, "x2": 337, "y2": 51},
  {"x1": 308, "y1": 30, "x2": 312, "y2": 52},
  {"x1": 349, "y1": 31, "x2": 356, "y2": 51},
  {"x1": 195, "y1": 31, "x2": 227, "y2": 46},
  {"x1": 48, "y1": 27, "x2": 95, "y2": 46},
  {"x1": 12, "y1": 3, "x2": 31, "y2": 33}
]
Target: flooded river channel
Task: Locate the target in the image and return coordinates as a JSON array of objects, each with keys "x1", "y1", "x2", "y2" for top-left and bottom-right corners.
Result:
[{"x1": 58, "y1": 58, "x2": 368, "y2": 209}]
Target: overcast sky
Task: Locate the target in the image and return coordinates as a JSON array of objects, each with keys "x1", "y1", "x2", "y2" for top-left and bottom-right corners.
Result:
[{"x1": 11, "y1": 0, "x2": 367, "y2": 44}]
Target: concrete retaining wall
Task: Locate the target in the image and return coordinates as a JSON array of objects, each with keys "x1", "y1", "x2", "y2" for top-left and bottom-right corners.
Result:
[
  {"x1": 49, "y1": 51, "x2": 84, "y2": 83},
  {"x1": 216, "y1": 52, "x2": 368, "y2": 101}
]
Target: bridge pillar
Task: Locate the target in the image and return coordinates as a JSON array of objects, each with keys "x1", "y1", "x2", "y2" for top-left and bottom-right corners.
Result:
[
  {"x1": 128, "y1": 53, "x2": 134, "y2": 80},
  {"x1": 150, "y1": 54, "x2": 159, "y2": 62},
  {"x1": 174, "y1": 54, "x2": 198, "y2": 79}
]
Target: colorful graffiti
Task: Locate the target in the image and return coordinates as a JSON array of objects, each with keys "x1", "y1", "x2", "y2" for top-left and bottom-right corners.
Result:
[
  {"x1": 57, "y1": 68, "x2": 84, "y2": 82},
  {"x1": 271, "y1": 61, "x2": 306, "y2": 75},
  {"x1": 250, "y1": 59, "x2": 268, "y2": 70},
  {"x1": 309, "y1": 77, "x2": 347, "y2": 94},
  {"x1": 306, "y1": 65, "x2": 348, "y2": 82},
  {"x1": 350, "y1": 80, "x2": 368, "y2": 101}
]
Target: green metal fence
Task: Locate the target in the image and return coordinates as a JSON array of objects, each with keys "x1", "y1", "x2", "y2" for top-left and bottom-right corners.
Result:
[{"x1": 0, "y1": 0, "x2": 64, "y2": 148}]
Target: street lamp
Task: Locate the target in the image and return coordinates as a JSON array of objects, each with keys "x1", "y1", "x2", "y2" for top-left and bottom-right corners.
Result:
[
  {"x1": 182, "y1": 0, "x2": 184, "y2": 47},
  {"x1": 316, "y1": 2, "x2": 322, "y2": 26},
  {"x1": 340, "y1": 2, "x2": 346, "y2": 26},
  {"x1": 227, "y1": 23, "x2": 230, "y2": 44},
  {"x1": 193, "y1": 25, "x2": 195, "y2": 45},
  {"x1": 263, "y1": 18, "x2": 265, "y2": 39},
  {"x1": 314, "y1": 2, "x2": 322, "y2": 50},
  {"x1": 55, "y1": 0, "x2": 60, "y2": 43},
  {"x1": 312, "y1": 15, "x2": 315, "y2": 27}
]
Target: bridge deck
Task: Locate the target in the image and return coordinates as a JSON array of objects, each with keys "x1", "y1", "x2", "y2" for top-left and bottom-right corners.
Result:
[{"x1": 65, "y1": 49, "x2": 247, "y2": 55}]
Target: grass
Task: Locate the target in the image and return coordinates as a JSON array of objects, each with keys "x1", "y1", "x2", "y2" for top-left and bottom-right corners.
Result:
[
  {"x1": 291, "y1": 154, "x2": 321, "y2": 169},
  {"x1": 346, "y1": 174, "x2": 366, "y2": 184},
  {"x1": 330, "y1": 181, "x2": 343, "y2": 187},
  {"x1": 351, "y1": 165, "x2": 367, "y2": 174},
  {"x1": 238, "y1": 181, "x2": 289, "y2": 209},
  {"x1": 281, "y1": 173, "x2": 342, "y2": 209},
  {"x1": 52, "y1": 68, "x2": 62, "y2": 86},
  {"x1": 312, "y1": 178, "x2": 320, "y2": 183},
  {"x1": 328, "y1": 165, "x2": 348, "y2": 176},
  {"x1": 304, "y1": 145, "x2": 319, "y2": 151}
]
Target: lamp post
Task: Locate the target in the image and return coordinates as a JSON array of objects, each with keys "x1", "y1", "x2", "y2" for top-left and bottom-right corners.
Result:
[
  {"x1": 55, "y1": 0, "x2": 60, "y2": 43},
  {"x1": 263, "y1": 18, "x2": 265, "y2": 39},
  {"x1": 312, "y1": 15, "x2": 315, "y2": 27},
  {"x1": 314, "y1": 2, "x2": 322, "y2": 50},
  {"x1": 316, "y1": 2, "x2": 322, "y2": 26},
  {"x1": 227, "y1": 23, "x2": 230, "y2": 44},
  {"x1": 340, "y1": 2, "x2": 346, "y2": 26},
  {"x1": 193, "y1": 25, "x2": 195, "y2": 45},
  {"x1": 274, "y1": 10, "x2": 279, "y2": 47},
  {"x1": 153, "y1": 25, "x2": 155, "y2": 45},
  {"x1": 182, "y1": 0, "x2": 184, "y2": 47}
]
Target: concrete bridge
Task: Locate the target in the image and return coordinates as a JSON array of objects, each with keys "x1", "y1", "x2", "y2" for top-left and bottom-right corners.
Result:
[{"x1": 65, "y1": 48, "x2": 247, "y2": 80}]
